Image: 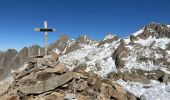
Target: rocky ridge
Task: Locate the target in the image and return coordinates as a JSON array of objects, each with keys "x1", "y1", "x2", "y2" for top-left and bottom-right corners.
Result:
[
  {"x1": 0, "y1": 35, "x2": 98, "y2": 80},
  {"x1": 0, "y1": 45, "x2": 43, "y2": 80},
  {"x1": 0, "y1": 51, "x2": 138, "y2": 100}
]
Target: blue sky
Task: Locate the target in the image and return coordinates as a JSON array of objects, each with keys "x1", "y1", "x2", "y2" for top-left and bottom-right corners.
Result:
[{"x1": 0, "y1": 0, "x2": 170, "y2": 51}]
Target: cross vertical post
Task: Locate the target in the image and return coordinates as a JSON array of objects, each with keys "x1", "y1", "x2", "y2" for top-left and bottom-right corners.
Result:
[{"x1": 44, "y1": 21, "x2": 48, "y2": 56}]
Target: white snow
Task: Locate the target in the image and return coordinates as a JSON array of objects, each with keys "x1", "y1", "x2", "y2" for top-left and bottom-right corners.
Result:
[
  {"x1": 167, "y1": 51, "x2": 170, "y2": 55},
  {"x1": 167, "y1": 25, "x2": 170, "y2": 28},
  {"x1": 55, "y1": 48, "x2": 61, "y2": 54},
  {"x1": 103, "y1": 34, "x2": 116, "y2": 41},
  {"x1": 60, "y1": 45, "x2": 98, "y2": 70},
  {"x1": 147, "y1": 28, "x2": 155, "y2": 33},
  {"x1": 116, "y1": 79, "x2": 170, "y2": 100},
  {"x1": 67, "y1": 39, "x2": 76, "y2": 48},
  {"x1": 60, "y1": 37, "x2": 120, "y2": 77},
  {"x1": 135, "y1": 38, "x2": 170, "y2": 49},
  {"x1": 58, "y1": 33, "x2": 170, "y2": 100},
  {"x1": 160, "y1": 67, "x2": 170, "y2": 74},
  {"x1": 133, "y1": 28, "x2": 144, "y2": 36},
  {"x1": 60, "y1": 33, "x2": 169, "y2": 76},
  {"x1": 123, "y1": 37, "x2": 131, "y2": 44}
]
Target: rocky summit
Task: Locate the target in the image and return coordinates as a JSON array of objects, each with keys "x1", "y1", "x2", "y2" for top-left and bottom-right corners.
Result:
[
  {"x1": 0, "y1": 23, "x2": 170, "y2": 100},
  {"x1": 0, "y1": 51, "x2": 137, "y2": 100}
]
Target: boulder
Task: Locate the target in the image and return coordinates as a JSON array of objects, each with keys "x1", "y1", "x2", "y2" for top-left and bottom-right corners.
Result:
[
  {"x1": 112, "y1": 43, "x2": 130, "y2": 68},
  {"x1": 44, "y1": 50, "x2": 58, "y2": 62},
  {"x1": 43, "y1": 63, "x2": 69, "y2": 74},
  {"x1": 19, "y1": 72, "x2": 75, "y2": 94}
]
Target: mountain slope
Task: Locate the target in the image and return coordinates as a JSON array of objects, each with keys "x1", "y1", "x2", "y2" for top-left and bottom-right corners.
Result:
[{"x1": 57, "y1": 23, "x2": 170, "y2": 100}]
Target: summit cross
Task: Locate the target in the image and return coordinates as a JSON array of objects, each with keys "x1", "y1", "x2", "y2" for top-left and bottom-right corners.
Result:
[{"x1": 35, "y1": 21, "x2": 56, "y2": 56}]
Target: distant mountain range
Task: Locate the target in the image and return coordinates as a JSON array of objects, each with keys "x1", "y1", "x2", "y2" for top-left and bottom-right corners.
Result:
[{"x1": 0, "y1": 22, "x2": 170, "y2": 99}]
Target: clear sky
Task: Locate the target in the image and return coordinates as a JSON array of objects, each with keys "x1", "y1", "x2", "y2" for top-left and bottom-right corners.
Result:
[{"x1": 0, "y1": 0, "x2": 170, "y2": 51}]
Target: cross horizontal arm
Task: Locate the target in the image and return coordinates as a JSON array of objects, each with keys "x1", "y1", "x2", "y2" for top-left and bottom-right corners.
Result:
[{"x1": 34, "y1": 28, "x2": 56, "y2": 32}]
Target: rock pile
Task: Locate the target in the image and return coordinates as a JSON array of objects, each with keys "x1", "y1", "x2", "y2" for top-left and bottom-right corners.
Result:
[{"x1": 0, "y1": 52, "x2": 137, "y2": 100}]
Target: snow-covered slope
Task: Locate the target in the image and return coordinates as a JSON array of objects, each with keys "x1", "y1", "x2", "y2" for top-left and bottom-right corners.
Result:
[
  {"x1": 116, "y1": 79, "x2": 170, "y2": 100},
  {"x1": 60, "y1": 35, "x2": 120, "y2": 77},
  {"x1": 57, "y1": 23, "x2": 170, "y2": 100}
]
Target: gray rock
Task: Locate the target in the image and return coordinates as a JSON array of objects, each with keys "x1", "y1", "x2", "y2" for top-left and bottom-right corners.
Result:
[
  {"x1": 0, "y1": 49, "x2": 17, "y2": 79},
  {"x1": 112, "y1": 43, "x2": 130, "y2": 68},
  {"x1": 19, "y1": 72, "x2": 75, "y2": 94},
  {"x1": 140, "y1": 95, "x2": 146, "y2": 100},
  {"x1": 43, "y1": 63, "x2": 69, "y2": 74},
  {"x1": 48, "y1": 35, "x2": 70, "y2": 54},
  {"x1": 163, "y1": 74, "x2": 170, "y2": 84},
  {"x1": 44, "y1": 50, "x2": 58, "y2": 62}
]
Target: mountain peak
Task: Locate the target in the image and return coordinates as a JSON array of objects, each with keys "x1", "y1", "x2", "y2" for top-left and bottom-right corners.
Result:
[
  {"x1": 133, "y1": 23, "x2": 170, "y2": 39},
  {"x1": 76, "y1": 35, "x2": 90, "y2": 43},
  {"x1": 58, "y1": 34, "x2": 69, "y2": 41}
]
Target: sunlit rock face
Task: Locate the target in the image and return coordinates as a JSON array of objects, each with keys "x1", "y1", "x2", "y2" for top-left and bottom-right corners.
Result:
[
  {"x1": 0, "y1": 45, "x2": 43, "y2": 80},
  {"x1": 136, "y1": 23, "x2": 170, "y2": 39}
]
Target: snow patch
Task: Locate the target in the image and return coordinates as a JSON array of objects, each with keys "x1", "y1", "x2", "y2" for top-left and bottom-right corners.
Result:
[
  {"x1": 116, "y1": 79, "x2": 170, "y2": 100},
  {"x1": 167, "y1": 25, "x2": 170, "y2": 28},
  {"x1": 123, "y1": 37, "x2": 131, "y2": 44},
  {"x1": 133, "y1": 29, "x2": 144, "y2": 36},
  {"x1": 55, "y1": 48, "x2": 61, "y2": 54},
  {"x1": 167, "y1": 50, "x2": 170, "y2": 54},
  {"x1": 103, "y1": 34, "x2": 116, "y2": 41},
  {"x1": 135, "y1": 38, "x2": 170, "y2": 49},
  {"x1": 160, "y1": 67, "x2": 170, "y2": 74}
]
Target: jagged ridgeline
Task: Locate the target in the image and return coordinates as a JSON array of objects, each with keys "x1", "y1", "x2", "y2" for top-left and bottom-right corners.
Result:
[
  {"x1": 0, "y1": 45, "x2": 44, "y2": 80},
  {"x1": 0, "y1": 23, "x2": 170, "y2": 99}
]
